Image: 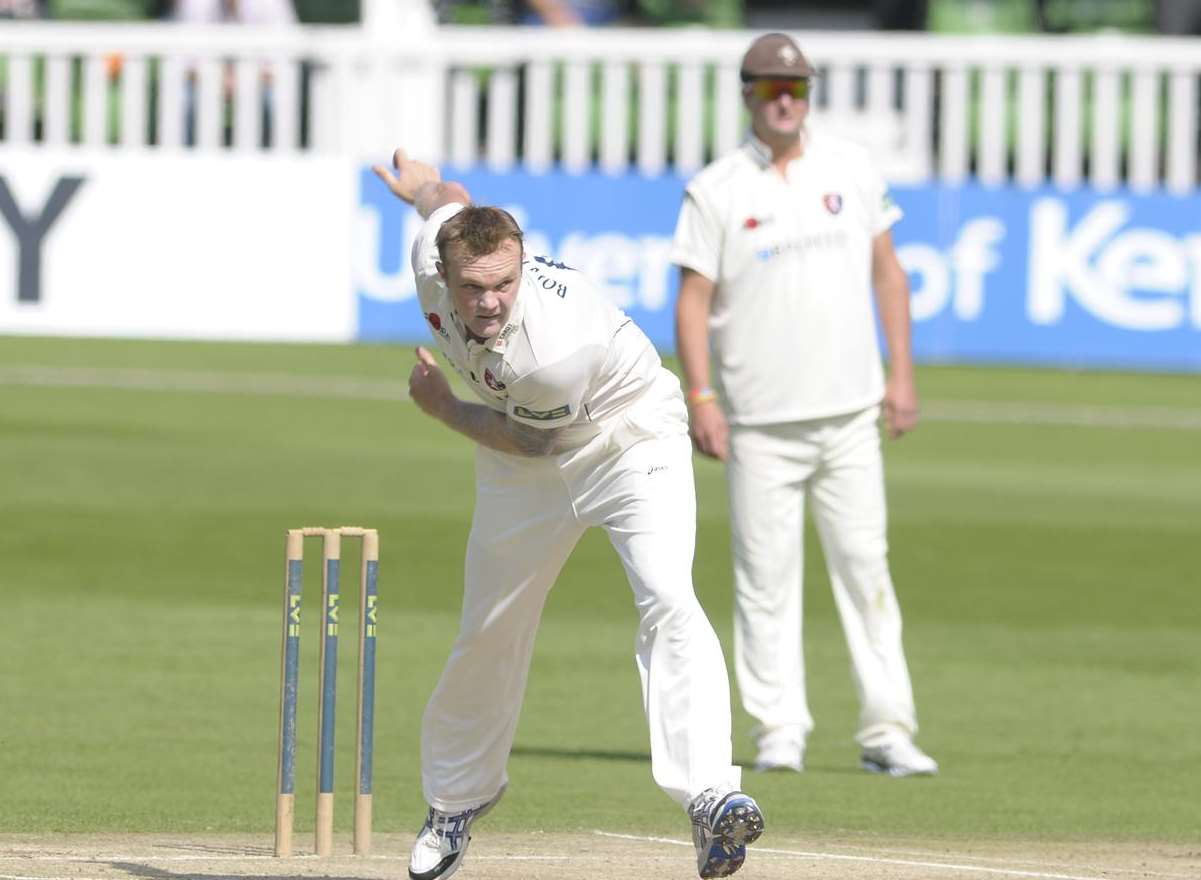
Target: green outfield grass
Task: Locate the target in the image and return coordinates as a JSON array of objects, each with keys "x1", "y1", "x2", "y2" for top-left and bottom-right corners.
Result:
[{"x1": 1, "y1": 336, "x2": 1198, "y2": 843}]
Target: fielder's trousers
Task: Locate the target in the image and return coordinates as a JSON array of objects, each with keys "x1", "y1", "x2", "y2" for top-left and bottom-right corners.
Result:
[{"x1": 727, "y1": 404, "x2": 919, "y2": 754}]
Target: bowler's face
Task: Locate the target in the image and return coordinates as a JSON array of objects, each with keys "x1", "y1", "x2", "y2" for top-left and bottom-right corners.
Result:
[
  {"x1": 745, "y1": 78, "x2": 810, "y2": 141},
  {"x1": 439, "y1": 238, "x2": 523, "y2": 341}
]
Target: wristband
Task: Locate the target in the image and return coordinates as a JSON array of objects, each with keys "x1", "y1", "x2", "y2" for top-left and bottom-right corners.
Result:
[{"x1": 687, "y1": 386, "x2": 717, "y2": 407}]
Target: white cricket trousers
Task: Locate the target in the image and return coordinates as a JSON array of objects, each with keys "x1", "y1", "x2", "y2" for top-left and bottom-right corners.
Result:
[
  {"x1": 727, "y1": 405, "x2": 918, "y2": 751},
  {"x1": 421, "y1": 380, "x2": 741, "y2": 812}
]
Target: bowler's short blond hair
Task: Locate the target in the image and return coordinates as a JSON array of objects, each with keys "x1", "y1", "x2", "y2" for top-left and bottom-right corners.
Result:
[{"x1": 436, "y1": 206, "x2": 524, "y2": 265}]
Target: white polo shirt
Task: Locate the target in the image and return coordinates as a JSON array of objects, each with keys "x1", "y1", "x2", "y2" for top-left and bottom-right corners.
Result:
[
  {"x1": 670, "y1": 133, "x2": 902, "y2": 425},
  {"x1": 412, "y1": 203, "x2": 663, "y2": 448}
]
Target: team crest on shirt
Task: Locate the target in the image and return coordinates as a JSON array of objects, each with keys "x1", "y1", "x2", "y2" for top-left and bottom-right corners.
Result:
[
  {"x1": 822, "y1": 193, "x2": 843, "y2": 215},
  {"x1": 484, "y1": 368, "x2": 506, "y2": 392}
]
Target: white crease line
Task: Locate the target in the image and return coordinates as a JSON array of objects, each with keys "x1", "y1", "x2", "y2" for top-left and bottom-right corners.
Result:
[
  {"x1": 593, "y1": 830, "x2": 1117, "y2": 880},
  {"x1": 473, "y1": 855, "x2": 582, "y2": 861},
  {"x1": 2, "y1": 853, "x2": 589, "y2": 865},
  {"x1": 2, "y1": 855, "x2": 278, "y2": 863},
  {"x1": 0, "y1": 875, "x2": 113, "y2": 880},
  {"x1": 775, "y1": 843, "x2": 1200, "y2": 879}
]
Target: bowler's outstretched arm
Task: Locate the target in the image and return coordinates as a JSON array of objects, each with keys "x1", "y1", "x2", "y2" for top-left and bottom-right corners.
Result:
[{"x1": 371, "y1": 149, "x2": 471, "y2": 219}]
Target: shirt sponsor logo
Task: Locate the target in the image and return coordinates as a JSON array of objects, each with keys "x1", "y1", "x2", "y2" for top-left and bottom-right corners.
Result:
[
  {"x1": 756, "y1": 230, "x2": 849, "y2": 261},
  {"x1": 513, "y1": 403, "x2": 571, "y2": 421},
  {"x1": 823, "y1": 193, "x2": 843, "y2": 215},
  {"x1": 484, "y1": 368, "x2": 506, "y2": 392}
]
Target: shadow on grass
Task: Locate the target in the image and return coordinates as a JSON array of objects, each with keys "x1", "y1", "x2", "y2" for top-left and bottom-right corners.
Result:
[
  {"x1": 511, "y1": 744, "x2": 651, "y2": 763},
  {"x1": 740, "y1": 761, "x2": 865, "y2": 775},
  {"x1": 510, "y1": 745, "x2": 866, "y2": 776},
  {"x1": 110, "y1": 863, "x2": 364, "y2": 880}
]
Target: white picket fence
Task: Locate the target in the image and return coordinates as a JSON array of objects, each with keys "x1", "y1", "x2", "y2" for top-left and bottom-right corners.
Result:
[{"x1": 1, "y1": 22, "x2": 1199, "y2": 192}]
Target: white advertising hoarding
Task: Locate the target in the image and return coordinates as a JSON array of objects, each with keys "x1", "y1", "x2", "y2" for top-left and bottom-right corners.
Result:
[{"x1": 0, "y1": 151, "x2": 356, "y2": 342}]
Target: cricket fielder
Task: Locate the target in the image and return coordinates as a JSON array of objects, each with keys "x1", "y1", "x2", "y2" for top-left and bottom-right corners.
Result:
[{"x1": 672, "y1": 32, "x2": 937, "y2": 777}]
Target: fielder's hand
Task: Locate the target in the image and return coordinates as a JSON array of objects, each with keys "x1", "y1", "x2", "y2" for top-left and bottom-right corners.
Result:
[
  {"x1": 882, "y1": 374, "x2": 919, "y2": 439},
  {"x1": 409, "y1": 346, "x2": 455, "y2": 421},
  {"x1": 689, "y1": 400, "x2": 729, "y2": 461}
]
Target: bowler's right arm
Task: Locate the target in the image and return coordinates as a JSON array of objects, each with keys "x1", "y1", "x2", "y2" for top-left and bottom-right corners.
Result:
[{"x1": 371, "y1": 149, "x2": 471, "y2": 219}]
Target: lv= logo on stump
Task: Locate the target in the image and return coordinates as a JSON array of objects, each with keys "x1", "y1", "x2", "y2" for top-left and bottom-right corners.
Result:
[{"x1": 275, "y1": 526, "x2": 379, "y2": 857}]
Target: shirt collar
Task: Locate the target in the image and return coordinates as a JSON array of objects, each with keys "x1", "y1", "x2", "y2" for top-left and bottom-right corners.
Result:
[
  {"x1": 486, "y1": 289, "x2": 524, "y2": 354},
  {"x1": 744, "y1": 131, "x2": 808, "y2": 170},
  {"x1": 745, "y1": 135, "x2": 773, "y2": 168}
]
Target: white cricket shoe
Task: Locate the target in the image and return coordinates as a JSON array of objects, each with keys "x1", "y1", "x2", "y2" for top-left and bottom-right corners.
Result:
[
  {"x1": 407, "y1": 787, "x2": 505, "y2": 880},
  {"x1": 688, "y1": 786, "x2": 765, "y2": 878},
  {"x1": 860, "y1": 738, "x2": 939, "y2": 777},
  {"x1": 753, "y1": 744, "x2": 803, "y2": 773},
  {"x1": 752, "y1": 726, "x2": 804, "y2": 773}
]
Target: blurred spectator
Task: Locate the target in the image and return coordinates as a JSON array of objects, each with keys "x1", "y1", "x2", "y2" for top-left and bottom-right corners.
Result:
[
  {"x1": 436, "y1": 0, "x2": 743, "y2": 26},
  {"x1": 172, "y1": 0, "x2": 296, "y2": 25},
  {"x1": 516, "y1": 0, "x2": 621, "y2": 26},
  {"x1": 1152, "y1": 0, "x2": 1199, "y2": 34},
  {"x1": 434, "y1": 0, "x2": 624, "y2": 25},
  {"x1": 0, "y1": 0, "x2": 46, "y2": 17},
  {"x1": 171, "y1": 0, "x2": 299, "y2": 146}
]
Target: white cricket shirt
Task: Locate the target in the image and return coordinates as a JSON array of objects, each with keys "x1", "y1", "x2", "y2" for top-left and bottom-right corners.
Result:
[
  {"x1": 412, "y1": 203, "x2": 663, "y2": 448},
  {"x1": 670, "y1": 133, "x2": 902, "y2": 425}
]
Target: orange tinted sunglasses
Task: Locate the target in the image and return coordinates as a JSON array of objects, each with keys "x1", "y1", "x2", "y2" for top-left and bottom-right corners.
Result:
[{"x1": 749, "y1": 78, "x2": 811, "y2": 102}]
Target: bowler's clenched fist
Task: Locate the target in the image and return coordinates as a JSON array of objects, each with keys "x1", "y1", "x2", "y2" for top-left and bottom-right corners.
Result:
[{"x1": 409, "y1": 346, "x2": 454, "y2": 421}]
